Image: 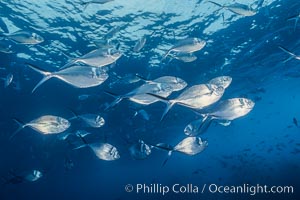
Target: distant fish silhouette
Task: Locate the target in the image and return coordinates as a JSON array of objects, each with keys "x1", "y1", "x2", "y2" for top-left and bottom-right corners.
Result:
[{"x1": 293, "y1": 117, "x2": 299, "y2": 127}]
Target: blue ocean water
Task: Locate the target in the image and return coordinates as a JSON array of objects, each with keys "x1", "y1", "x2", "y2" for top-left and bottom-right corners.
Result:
[{"x1": 0, "y1": 0, "x2": 300, "y2": 199}]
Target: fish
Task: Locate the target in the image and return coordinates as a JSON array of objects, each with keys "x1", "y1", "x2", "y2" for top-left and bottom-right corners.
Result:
[
  {"x1": 58, "y1": 130, "x2": 92, "y2": 140},
  {"x1": 10, "y1": 115, "x2": 71, "y2": 139},
  {"x1": 0, "y1": 41, "x2": 14, "y2": 53},
  {"x1": 185, "y1": 98, "x2": 255, "y2": 136},
  {"x1": 75, "y1": 133, "x2": 120, "y2": 161},
  {"x1": 129, "y1": 140, "x2": 151, "y2": 160},
  {"x1": 208, "y1": 1, "x2": 256, "y2": 16},
  {"x1": 82, "y1": 0, "x2": 114, "y2": 9},
  {"x1": 26, "y1": 63, "x2": 109, "y2": 93},
  {"x1": 23, "y1": 170, "x2": 43, "y2": 182},
  {"x1": 4, "y1": 73, "x2": 13, "y2": 88},
  {"x1": 1, "y1": 30, "x2": 44, "y2": 44},
  {"x1": 147, "y1": 84, "x2": 224, "y2": 121},
  {"x1": 208, "y1": 76, "x2": 232, "y2": 89},
  {"x1": 133, "y1": 37, "x2": 147, "y2": 52},
  {"x1": 2, "y1": 170, "x2": 42, "y2": 185},
  {"x1": 153, "y1": 137, "x2": 208, "y2": 166},
  {"x1": 293, "y1": 117, "x2": 299, "y2": 127},
  {"x1": 103, "y1": 26, "x2": 120, "y2": 40},
  {"x1": 78, "y1": 94, "x2": 91, "y2": 101},
  {"x1": 70, "y1": 112, "x2": 105, "y2": 128},
  {"x1": 105, "y1": 76, "x2": 187, "y2": 109},
  {"x1": 170, "y1": 53, "x2": 198, "y2": 63},
  {"x1": 133, "y1": 31, "x2": 156, "y2": 53},
  {"x1": 184, "y1": 118, "x2": 205, "y2": 136},
  {"x1": 110, "y1": 72, "x2": 142, "y2": 86},
  {"x1": 62, "y1": 48, "x2": 122, "y2": 69},
  {"x1": 163, "y1": 38, "x2": 206, "y2": 60},
  {"x1": 133, "y1": 109, "x2": 150, "y2": 121},
  {"x1": 278, "y1": 46, "x2": 300, "y2": 63}
]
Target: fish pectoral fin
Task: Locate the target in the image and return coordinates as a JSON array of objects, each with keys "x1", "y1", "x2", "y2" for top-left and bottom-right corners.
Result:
[{"x1": 218, "y1": 120, "x2": 231, "y2": 126}]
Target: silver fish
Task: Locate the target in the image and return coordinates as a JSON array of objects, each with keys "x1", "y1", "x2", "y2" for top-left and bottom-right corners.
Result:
[
  {"x1": 163, "y1": 38, "x2": 206, "y2": 60},
  {"x1": 23, "y1": 170, "x2": 43, "y2": 182},
  {"x1": 74, "y1": 133, "x2": 120, "y2": 161},
  {"x1": 78, "y1": 94, "x2": 91, "y2": 101},
  {"x1": 133, "y1": 37, "x2": 147, "y2": 52},
  {"x1": 129, "y1": 140, "x2": 151, "y2": 160},
  {"x1": 208, "y1": 76, "x2": 232, "y2": 89},
  {"x1": 184, "y1": 118, "x2": 204, "y2": 136},
  {"x1": 153, "y1": 137, "x2": 208, "y2": 166},
  {"x1": 133, "y1": 109, "x2": 150, "y2": 121},
  {"x1": 174, "y1": 137, "x2": 208, "y2": 155},
  {"x1": 82, "y1": 0, "x2": 114, "y2": 9},
  {"x1": 26, "y1": 63, "x2": 108, "y2": 93},
  {"x1": 72, "y1": 114, "x2": 105, "y2": 128},
  {"x1": 203, "y1": 98, "x2": 255, "y2": 121},
  {"x1": 148, "y1": 84, "x2": 224, "y2": 121},
  {"x1": 209, "y1": 1, "x2": 256, "y2": 16},
  {"x1": 62, "y1": 48, "x2": 122, "y2": 68},
  {"x1": 57, "y1": 130, "x2": 92, "y2": 141},
  {"x1": 185, "y1": 98, "x2": 255, "y2": 136},
  {"x1": 3, "y1": 170, "x2": 43, "y2": 185},
  {"x1": 90, "y1": 143, "x2": 120, "y2": 161},
  {"x1": 2, "y1": 30, "x2": 44, "y2": 44},
  {"x1": 106, "y1": 76, "x2": 187, "y2": 108},
  {"x1": 170, "y1": 53, "x2": 198, "y2": 63},
  {"x1": 11, "y1": 115, "x2": 70, "y2": 139},
  {"x1": 4, "y1": 73, "x2": 13, "y2": 88},
  {"x1": 0, "y1": 41, "x2": 13, "y2": 53}
]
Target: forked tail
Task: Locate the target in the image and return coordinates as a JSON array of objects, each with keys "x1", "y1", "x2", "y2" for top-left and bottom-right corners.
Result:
[
  {"x1": 10, "y1": 119, "x2": 26, "y2": 140},
  {"x1": 25, "y1": 63, "x2": 53, "y2": 93}
]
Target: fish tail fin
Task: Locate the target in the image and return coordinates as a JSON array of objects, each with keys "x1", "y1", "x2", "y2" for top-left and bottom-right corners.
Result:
[
  {"x1": 68, "y1": 108, "x2": 79, "y2": 121},
  {"x1": 161, "y1": 50, "x2": 172, "y2": 61},
  {"x1": 60, "y1": 61, "x2": 76, "y2": 70},
  {"x1": 10, "y1": 119, "x2": 25, "y2": 140},
  {"x1": 208, "y1": 1, "x2": 224, "y2": 8},
  {"x1": 81, "y1": 2, "x2": 90, "y2": 10},
  {"x1": 293, "y1": 18, "x2": 299, "y2": 32},
  {"x1": 146, "y1": 93, "x2": 174, "y2": 121},
  {"x1": 31, "y1": 76, "x2": 52, "y2": 93},
  {"x1": 25, "y1": 63, "x2": 53, "y2": 93},
  {"x1": 161, "y1": 152, "x2": 172, "y2": 167},
  {"x1": 61, "y1": 52, "x2": 75, "y2": 62},
  {"x1": 104, "y1": 91, "x2": 123, "y2": 110},
  {"x1": 196, "y1": 115, "x2": 215, "y2": 135},
  {"x1": 278, "y1": 46, "x2": 296, "y2": 63},
  {"x1": 135, "y1": 74, "x2": 153, "y2": 84},
  {"x1": 72, "y1": 132, "x2": 89, "y2": 150}
]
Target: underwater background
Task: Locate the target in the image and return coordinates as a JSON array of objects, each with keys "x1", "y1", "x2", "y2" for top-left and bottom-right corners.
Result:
[{"x1": 0, "y1": 0, "x2": 300, "y2": 199}]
